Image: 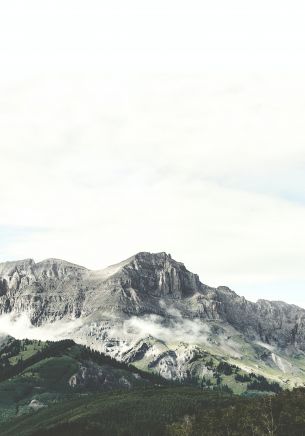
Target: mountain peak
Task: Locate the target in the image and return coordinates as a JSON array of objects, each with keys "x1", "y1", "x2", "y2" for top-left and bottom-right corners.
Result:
[
  {"x1": 0, "y1": 258, "x2": 35, "y2": 267},
  {"x1": 135, "y1": 251, "x2": 175, "y2": 265},
  {"x1": 0, "y1": 258, "x2": 35, "y2": 275},
  {"x1": 116, "y1": 251, "x2": 202, "y2": 299},
  {"x1": 121, "y1": 251, "x2": 173, "y2": 265},
  {"x1": 36, "y1": 258, "x2": 87, "y2": 270},
  {"x1": 135, "y1": 251, "x2": 172, "y2": 259}
]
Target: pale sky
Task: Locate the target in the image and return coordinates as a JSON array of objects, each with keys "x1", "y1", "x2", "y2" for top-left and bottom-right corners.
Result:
[{"x1": 1, "y1": 1, "x2": 305, "y2": 306}]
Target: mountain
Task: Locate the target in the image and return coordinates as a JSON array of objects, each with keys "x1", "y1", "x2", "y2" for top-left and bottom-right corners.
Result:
[
  {"x1": 0, "y1": 360, "x2": 304, "y2": 436},
  {"x1": 0, "y1": 338, "x2": 303, "y2": 436},
  {"x1": 1, "y1": 252, "x2": 305, "y2": 391},
  {"x1": 0, "y1": 336, "x2": 165, "y2": 425}
]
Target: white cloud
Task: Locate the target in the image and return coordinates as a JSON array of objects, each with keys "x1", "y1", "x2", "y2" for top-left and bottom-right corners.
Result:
[
  {"x1": 0, "y1": 313, "x2": 83, "y2": 341},
  {"x1": 120, "y1": 314, "x2": 211, "y2": 346},
  {"x1": 0, "y1": 1, "x2": 305, "y2": 305}
]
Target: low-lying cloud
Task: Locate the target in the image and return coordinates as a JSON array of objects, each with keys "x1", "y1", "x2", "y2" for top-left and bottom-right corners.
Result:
[
  {"x1": 0, "y1": 306, "x2": 243, "y2": 360},
  {"x1": 119, "y1": 314, "x2": 211, "y2": 346},
  {"x1": 0, "y1": 313, "x2": 83, "y2": 341}
]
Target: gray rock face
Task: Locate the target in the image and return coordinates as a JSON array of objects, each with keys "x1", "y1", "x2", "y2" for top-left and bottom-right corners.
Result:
[
  {"x1": 0, "y1": 258, "x2": 87, "y2": 323},
  {"x1": 210, "y1": 288, "x2": 305, "y2": 350},
  {"x1": 0, "y1": 252, "x2": 203, "y2": 322},
  {"x1": 68, "y1": 361, "x2": 135, "y2": 390},
  {"x1": 0, "y1": 251, "x2": 305, "y2": 350},
  {"x1": 122, "y1": 252, "x2": 203, "y2": 298},
  {"x1": 1, "y1": 251, "x2": 305, "y2": 389}
]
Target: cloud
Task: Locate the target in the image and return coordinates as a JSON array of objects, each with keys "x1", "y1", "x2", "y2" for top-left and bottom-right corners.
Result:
[
  {"x1": 107, "y1": 305, "x2": 243, "y2": 358},
  {"x1": 0, "y1": 308, "x2": 210, "y2": 348},
  {"x1": 120, "y1": 314, "x2": 211, "y2": 346},
  {"x1": 0, "y1": 313, "x2": 83, "y2": 342},
  {"x1": 1, "y1": 2, "x2": 305, "y2": 306}
]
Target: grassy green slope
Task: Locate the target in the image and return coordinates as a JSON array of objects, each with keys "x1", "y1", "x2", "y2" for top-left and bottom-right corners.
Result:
[
  {"x1": 0, "y1": 338, "x2": 165, "y2": 424},
  {"x1": 0, "y1": 337, "x2": 305, "y2": 435},
  {"x1": 0, "y1": 336, "x2": 283, "y2": 424}
]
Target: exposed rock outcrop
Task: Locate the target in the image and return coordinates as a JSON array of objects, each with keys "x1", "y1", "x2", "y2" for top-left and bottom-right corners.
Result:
[{"x1": 1, "y1": 251, "x2": 305, "y2": 388}]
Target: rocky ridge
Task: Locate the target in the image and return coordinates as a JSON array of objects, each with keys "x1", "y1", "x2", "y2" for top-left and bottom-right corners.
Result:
[{"x1": 1, "y1": 252, "x2": 305, "y2": 389}]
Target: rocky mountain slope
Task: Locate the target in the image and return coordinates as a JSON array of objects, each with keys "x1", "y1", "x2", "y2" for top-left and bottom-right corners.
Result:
[{"x1": 1, "y1": 252, "x2": 305, "y2": 390}]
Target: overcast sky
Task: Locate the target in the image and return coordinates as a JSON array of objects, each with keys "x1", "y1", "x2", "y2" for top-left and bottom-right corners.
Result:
[{"x1": 1, "y1": 1, "x2": 305, "y2": 306}]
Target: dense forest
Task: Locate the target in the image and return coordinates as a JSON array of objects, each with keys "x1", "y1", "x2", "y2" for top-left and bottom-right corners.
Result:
[
  {"x1": 1, "y1": 386, "x2": 305, "y2": 435},
  {"x1": 0, "y1": 338, "x2": 305, "y2": 435}
]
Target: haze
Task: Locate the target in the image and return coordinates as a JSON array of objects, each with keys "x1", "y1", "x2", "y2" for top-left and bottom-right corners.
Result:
[{"x1": 1, "y1": 1, "x2": 305, "y2": 306}]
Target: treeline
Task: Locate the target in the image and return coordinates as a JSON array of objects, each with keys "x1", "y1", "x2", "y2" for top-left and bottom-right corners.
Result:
[
  {"x1": 78, "y1": 345, "x2": 169, "y2": 386},
  {"x1": 0, "y1": 386, "x2": 232, "y2": 436},
  {"x1": 247, "y1": 374, "x2": 282, "y2": 393},
  {"x1": 0, "y1": 339, "x2": 75, "y2": 382},
  {"x1": 0, "y1": 337, "x2": 282, "y2": 394},
  {"x1": 168, "y1": 387, "x2": 305, "y2": 435},
  {"x1": 4, "y1": 386, "x2": 305, "y2": 436},
  {"x1": 203, "y1": 359, "x2": 282, "y2": 394},
  {"x1": 0, "y1": 338, "x2": 167, "y2": 387}
]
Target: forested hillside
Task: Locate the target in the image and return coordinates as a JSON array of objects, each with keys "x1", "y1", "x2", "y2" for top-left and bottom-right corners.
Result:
[
  {"x1": 1, "y1": 386, "x2": 305, "y2": 435},
  {"x1": 0, "y1": 337, "x2": 305, "y2": 435}
]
